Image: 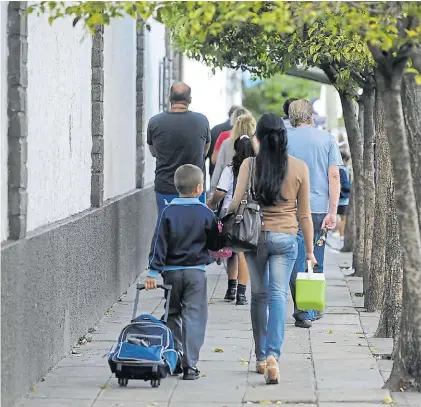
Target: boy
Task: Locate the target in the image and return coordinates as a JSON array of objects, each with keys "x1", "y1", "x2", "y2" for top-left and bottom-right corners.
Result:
[{"x1": 144, "y1": 164, "x2": 217, "y2": 380}]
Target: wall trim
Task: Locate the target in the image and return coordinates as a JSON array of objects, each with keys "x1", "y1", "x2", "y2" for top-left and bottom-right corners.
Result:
[
  {"x1": 136, "y1": 19, "x2": 145, "y2": 189},
  {"x1": 91, "y1": 25, "x2": 104, "y2": 207},
  {"x1": 7, "y1": 1, "x2": 28, "y2": 240}
]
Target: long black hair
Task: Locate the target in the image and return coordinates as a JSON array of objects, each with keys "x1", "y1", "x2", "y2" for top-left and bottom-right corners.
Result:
[
  {"x1": 232, "y1": 136, "x2": 256, "y2": 177},
  {"x1": 254, "y1": 113, "x2": 288, "y2": 205}
]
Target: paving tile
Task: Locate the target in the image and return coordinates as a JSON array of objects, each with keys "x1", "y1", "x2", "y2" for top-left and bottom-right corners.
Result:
[
  {"x1": 392, "y1": 392, "x2": 421, "y2": 406},
  {"x1": 96, "y1": 376, "x2": 177, "y2": 402},
  {"x1": 318, "y1": 388, "x2": 392, "y2": 402},
  {"x1": 367, "y1": 337, "x2": 394, "y2": 356},
  {"x1": 244, "y1": 383, "x2": 316, "y2": 404},
  {"x1": 94, "y1": 402, "x2": 169, "y2": 407},
  {"x1": 17, "y1": 399, "x2": 94, "y2": 407},
  {"x1": 170, "y1": 404, "x2": 241, "y2": 407},
  {"x1": 319, "y1": 404, "x2": 385, "y2": 407},
  {"x1": 27, "y1": 385, "x2": 100, "y2": 400}
]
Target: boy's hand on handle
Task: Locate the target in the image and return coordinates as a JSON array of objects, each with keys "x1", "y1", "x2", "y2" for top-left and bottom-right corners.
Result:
[
  {"x1": 145, "y1": 277, "x2": 158, "y2": 290},
  {"x1": 306, "y1": 253, "x2": 318, "y2": 267}
]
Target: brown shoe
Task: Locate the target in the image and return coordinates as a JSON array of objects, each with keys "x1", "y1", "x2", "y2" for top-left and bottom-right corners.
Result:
[
  {"x1": 265, "y1": 356, "x2": 280, "y2": 385},
  {"x1": 256, "y1": 360, "x2": 267, "y2": 374}
]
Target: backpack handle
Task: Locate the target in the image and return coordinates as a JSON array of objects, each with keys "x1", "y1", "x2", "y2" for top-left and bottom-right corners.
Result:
[{"x1": 132, "y1": 284, "x2": 172, "y2": 323}]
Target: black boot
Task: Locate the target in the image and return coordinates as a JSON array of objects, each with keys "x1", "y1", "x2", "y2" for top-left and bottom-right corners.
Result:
[
  {"x1": 236, "y1": 284, "x2": 248, "y2": 305},
  {"x1": 225, "y1": 280, "x2": 237, "y2": 301},
  {"x1": 224, "y1": 288, "x2": 236, "y2": 301}
]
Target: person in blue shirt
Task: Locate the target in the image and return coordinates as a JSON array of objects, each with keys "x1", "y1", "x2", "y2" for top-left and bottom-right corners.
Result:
[
  {"x1": 144, "y1": 164, "x2": 218, "y2": 380},
  {"x1": 287, "y1": 99, "x2": 343, "y2": 328},
  {"x1": 327, "y1": 150, "x2": 351, "y2": 250}
]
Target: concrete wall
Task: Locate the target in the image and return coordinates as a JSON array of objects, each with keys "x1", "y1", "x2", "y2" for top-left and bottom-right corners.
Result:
[
  {"x1": 143, "y1": 19, "x2": 166, "y2": 187},
  {"x1": 1, "y1": 2, "x2": 8, "y2": 241},
  {"x1": 1, "y1": 187, "x2": 157, "y2": 407},
  {"x1": 26, "y1": 14, "x2": 92, "y2": 231},
  {"x1": 103, "y1": 18, "x2": 136, "y2": 200}
]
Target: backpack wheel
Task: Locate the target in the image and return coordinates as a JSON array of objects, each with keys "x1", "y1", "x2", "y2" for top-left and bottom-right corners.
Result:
[
  {"x1": 118, "y1": 377, "x2": 128, "y2": 387},
  {"x1": 151, "y1": 379, "x2": 160, "y2": 388}
]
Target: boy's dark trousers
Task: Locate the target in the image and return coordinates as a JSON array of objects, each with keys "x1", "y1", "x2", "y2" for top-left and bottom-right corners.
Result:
[{"x1": 162, "y1": 269, "x2": 208, "y2": 368}]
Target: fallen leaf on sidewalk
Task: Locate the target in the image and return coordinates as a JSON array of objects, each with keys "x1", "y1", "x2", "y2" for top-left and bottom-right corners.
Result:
[
  {"x1": 101, "y1": 385, "x2": 110, "y2": 390},
  {"x1": 239, "y1": 358, "x2": 248, "y2": 366},
  {"x1": 328, "y1": 330, "x2": 334, "y2": 334},
  {"x1": 30, "y1": 387, "x2": 36, "y2": 392},
  {"x1": 200, "y1": 373, "x2": 207, "y2": 377},
  {"x1": 258, "y1": 401, "x2": 272, "y2": 405},
  {"x1": 213, "y1": 348, "x2": 224, "y2": 353},
  {"x1": 382, "y1": 396, "x2": 393, "y2": 404}
]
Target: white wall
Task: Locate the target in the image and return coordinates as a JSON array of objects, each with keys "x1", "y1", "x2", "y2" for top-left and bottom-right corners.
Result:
[
  {"x1": 143, "y1": 19, "x2": 166, "y2": 187},
  {"x1": 1, "y1": 2, "x2": 8, "y2": 241},
  {"x1": 182, "y1": 58, "x2": 243, "y2": 128},
  {"x1": 27, "y1": 15, "x2": 92, "y2": 231},
  {"x1": 103, "y1": 18, "x2": 136, "y2": 200}
]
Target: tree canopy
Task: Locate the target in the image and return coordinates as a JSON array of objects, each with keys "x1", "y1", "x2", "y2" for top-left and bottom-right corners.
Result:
[{"x1": 29, "y1": 1, "x2": 421, "y2": 88}]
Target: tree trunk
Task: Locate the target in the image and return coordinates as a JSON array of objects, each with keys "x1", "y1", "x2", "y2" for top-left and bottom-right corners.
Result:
[
  {"x1": 366, "y1": 84, "x2": 389, "y2": 312},
  {"x1": 401, "y1": 74, "x2": 421, "y2": 233},
  {"x1": 339, "y1": 92, "x2": 365, "y2": 277},
  {"x1": 374, "y1": 62, "x2": 421, "y2": 392},
  {"x1": 362, "y1": 87, "x2": 376, "y2": 304},
  {"x1": 374, "y1": 180, "x2": 402, "y2": 339},
  {"x1": 342, "y1": 186, "x2": 355, "y2": 252}
]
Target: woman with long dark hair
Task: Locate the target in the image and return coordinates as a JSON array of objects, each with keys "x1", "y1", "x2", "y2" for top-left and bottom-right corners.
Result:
[
  {"x1": 208, "y1": 135, "x2": 256, "y2": 305},
  {"x1": 228, "y1": 113, "x2": 316, "y2": 384}
]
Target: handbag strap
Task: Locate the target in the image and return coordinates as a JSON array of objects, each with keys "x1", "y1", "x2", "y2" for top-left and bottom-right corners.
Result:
[{"x1": 247, "y1": 158, "x2": 257, "y2": 201}]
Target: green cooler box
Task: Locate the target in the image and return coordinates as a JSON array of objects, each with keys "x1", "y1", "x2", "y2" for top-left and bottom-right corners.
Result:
[{"x1": 296, "y1": 261, "x2": 326, "y2": 311}]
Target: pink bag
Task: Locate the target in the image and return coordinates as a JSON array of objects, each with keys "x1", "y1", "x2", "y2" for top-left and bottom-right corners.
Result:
[{"x1": 209, "y1": 222, "x2": 232, "y2": 259}]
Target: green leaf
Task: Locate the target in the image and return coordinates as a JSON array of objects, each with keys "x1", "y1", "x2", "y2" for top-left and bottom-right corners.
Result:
[
  {"x1": 406, "y1": 67, "x2": 420, "y2": 75},
  {"x1": 415, "y1": 75, "x2": 421, "y2": 86}
]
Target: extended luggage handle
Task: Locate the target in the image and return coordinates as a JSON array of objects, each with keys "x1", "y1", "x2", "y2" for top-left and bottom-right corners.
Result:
[{"x1": 132, "y1": 283, "x2": 172, "y2": 323}]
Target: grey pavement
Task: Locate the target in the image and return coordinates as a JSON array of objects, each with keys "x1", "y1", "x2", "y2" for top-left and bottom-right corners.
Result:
[{"x1": 16, "y1": 248, "x2": 421, "y2": 407}]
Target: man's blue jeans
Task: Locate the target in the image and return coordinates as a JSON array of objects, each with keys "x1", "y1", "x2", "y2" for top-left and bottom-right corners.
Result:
[
  {"x1": 155, "y1": 192, "x2": 206, "y2": 213},
  {"x1": 245, "y1": 232, "x2": 298, "y2": 361},
  {"x1": 290, "y1": 213, "x2": 326, "y2": 322}
]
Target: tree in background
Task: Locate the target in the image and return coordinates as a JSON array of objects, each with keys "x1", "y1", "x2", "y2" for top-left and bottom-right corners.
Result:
[{"x1": 242, "y1": 74, "x2": 321, "y2": 119}]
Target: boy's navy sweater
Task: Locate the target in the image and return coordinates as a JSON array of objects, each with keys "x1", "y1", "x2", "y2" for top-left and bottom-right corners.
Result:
[{"x1": 147, "y1": 197, "x2": 217, "y2": 278}]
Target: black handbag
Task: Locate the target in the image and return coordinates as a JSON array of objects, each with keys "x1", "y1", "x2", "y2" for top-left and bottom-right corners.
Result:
[{"x1": 220, "y1": 158, "x2": 263, "y2": 252}]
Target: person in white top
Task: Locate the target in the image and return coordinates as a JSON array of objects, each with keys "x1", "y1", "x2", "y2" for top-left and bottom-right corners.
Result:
[{"x1": 207, "y1": 135, "x2": 256, "y2": 305}]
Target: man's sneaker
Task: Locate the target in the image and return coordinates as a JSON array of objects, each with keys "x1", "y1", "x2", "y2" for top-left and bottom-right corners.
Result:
[
  {"x1": 224, "y1": 288, "x2": 236, "y2": 301},
  {"x1": 236, "y1": 294, "x2": 248, "y2": 306},
  {"x1": 295, "y1": 319, "x2": 312, "y2": 328},
  {"x1": 182, "y1": 366, "x2": 200, "y2": 380}
]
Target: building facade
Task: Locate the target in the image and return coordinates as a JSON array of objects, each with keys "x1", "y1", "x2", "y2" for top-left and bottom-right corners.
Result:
[{"x1": 0, "y1": 3, "x2": 242, "y2": 406}]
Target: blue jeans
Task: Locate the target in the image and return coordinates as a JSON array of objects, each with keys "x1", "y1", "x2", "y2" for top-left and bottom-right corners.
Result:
[
  {"x1": 290, "y1": 213, "x2": 326, "y2": 322},
  {"x1": 245, "y1": 232, "x2": 298, "y2": 361},
  {"x1": 155, "y1": 192, "x2": 206, "y2": 213}
]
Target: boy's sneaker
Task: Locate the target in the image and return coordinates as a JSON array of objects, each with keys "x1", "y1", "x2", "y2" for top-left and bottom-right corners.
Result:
[
  {"x1": 224, "y1": 288, "x2": 236, "y2": 301},
  {"x1": 182, "y1": 366, "x2": 200, "y2": 380},
  {"x1": 236, "y1": 293, "x2": 248, "y2": 305}
]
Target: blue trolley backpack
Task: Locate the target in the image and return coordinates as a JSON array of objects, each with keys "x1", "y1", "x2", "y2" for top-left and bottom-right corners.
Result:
[{"x1": 108, "y1": 283, "x2": 178, "y2": 388}]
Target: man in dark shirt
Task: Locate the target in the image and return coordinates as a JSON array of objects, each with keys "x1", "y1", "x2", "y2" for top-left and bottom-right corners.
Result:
[
  {"x1": 207, "y1": 105, "x2": 239, "y2": 178},
  {"x1": 147, "y1": 82, "x2": 211, "y2": 212}
]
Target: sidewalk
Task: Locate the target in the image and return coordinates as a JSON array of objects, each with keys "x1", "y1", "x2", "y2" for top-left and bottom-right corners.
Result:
[{"x1": 17, "y1": 249, "x2": 421, "y2": 407}]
